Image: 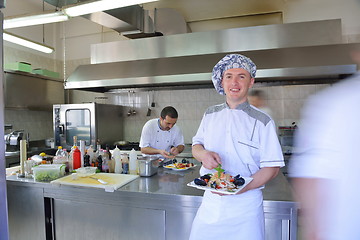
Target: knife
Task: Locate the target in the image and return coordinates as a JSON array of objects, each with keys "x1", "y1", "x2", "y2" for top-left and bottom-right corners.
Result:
[{"x1": 89, "y1": 176, "x2": 108, "y2": 185}]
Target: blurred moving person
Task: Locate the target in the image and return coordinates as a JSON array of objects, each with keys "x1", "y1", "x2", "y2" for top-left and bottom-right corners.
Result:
[
  {"x1": 248, "y1": 89, "x2": 273, "y2": 118},
  {"x1": 289, "y1": 49, "x2": 360, "y2": 239}
]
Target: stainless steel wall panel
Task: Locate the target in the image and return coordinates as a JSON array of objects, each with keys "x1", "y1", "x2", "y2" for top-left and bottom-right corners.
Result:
[
  {"x1": 5, "y1": 71, "x2": 64, "y2": 110},
  {"x1": 91, "y1": 19, "x2": 342, "y2": 63}
]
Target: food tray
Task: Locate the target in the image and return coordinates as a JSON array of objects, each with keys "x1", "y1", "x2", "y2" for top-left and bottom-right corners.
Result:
[
  {"x1": 163, "y1": 164, "x2": 197, "y2": 171},
  {"x1": 187, "y1": 177, "x2": 253, "y2": 195}
]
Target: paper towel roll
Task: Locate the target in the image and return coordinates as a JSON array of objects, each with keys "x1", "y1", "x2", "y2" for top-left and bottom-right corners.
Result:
[
  {"x1": 20, "y1": 140, "x2": 27, "y2": 175},
  {"x1": 79, "y1": 140, "x2": 85, "y2": 167}
]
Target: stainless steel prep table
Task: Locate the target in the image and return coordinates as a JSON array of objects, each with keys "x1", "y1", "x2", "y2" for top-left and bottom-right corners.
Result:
[{"x1": 6, "y1": 165, "x2": 298, "y2": 240}]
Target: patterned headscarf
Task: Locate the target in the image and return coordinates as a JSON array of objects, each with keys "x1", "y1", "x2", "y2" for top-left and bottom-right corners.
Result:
[{"x1": 212, "y1": 54, "x2": 257, "y2": 95}]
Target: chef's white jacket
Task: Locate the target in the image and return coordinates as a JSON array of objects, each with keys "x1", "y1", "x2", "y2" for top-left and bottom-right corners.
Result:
[
  {"x1": 139, "y1": 118, "x2": 184, "y2": 158},
  {"x1": 190, "y1": 101, "x2": 284, "y2": 240}
]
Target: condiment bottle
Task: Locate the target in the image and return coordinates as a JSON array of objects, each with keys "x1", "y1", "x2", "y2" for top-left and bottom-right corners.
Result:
[
  {"x1": 72, "y1": 146, "x2": 81, "y2": 170},
  {"x1": 113, "y1": 146, "x2": 122, "y2": 174},
  {"x1": 121, "y1": 153, "x2": 129, "y2": 174},
  {"x1": 129, "y1": 148, "x2": 137, "y2": 175},
  {"x1": 83, "y1": 150, "x2": 91, "y2": 167},
  {"x1": 87, "y1": 145, "x2": 96, "y2": 166},
  {"x1": 102, "y1": 150, "x2": 109, "y2": 173}
]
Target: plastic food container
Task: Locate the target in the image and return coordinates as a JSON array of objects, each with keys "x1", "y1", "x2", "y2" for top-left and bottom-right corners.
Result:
[
  {"x1": 75, "y1": 167, "x2": 97, "y2": 177},
  {"x1": 32, "y1": 164, "x2": 66, "y2": 182},
  {"x1": 137, "y1": 156, "x2": 159, "y2": 177}
]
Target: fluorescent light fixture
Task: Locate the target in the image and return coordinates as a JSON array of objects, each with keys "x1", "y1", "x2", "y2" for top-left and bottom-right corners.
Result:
[
  {"x1": 63, "y1": 0, "x2": 159, "y2": 17},
  {"x1": 4, "y1": 11, "x2": 69, "y2": 29},
  {"x1": 3, "y1": 32, "x2": 54, "y2": 54}
]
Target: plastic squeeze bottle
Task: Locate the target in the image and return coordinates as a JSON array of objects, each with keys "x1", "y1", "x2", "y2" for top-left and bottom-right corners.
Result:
[
  {"x1": 73, "y1": 146, "x2": 81, "y2": 170},
  {"x1": 112, "y1": 146, "x2": 122, "y2": 174},
  {"x1": 129, "y1": 148, "x2": 137, "y2": 175}
]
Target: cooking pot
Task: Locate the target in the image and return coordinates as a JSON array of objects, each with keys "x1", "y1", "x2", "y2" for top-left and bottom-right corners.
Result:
[
  {"x1": 137, "y1": 156, "x2": 160, "y2": 177},
  {"x1": 114, "y1": 140, "x2": 129, "y2": 146}
]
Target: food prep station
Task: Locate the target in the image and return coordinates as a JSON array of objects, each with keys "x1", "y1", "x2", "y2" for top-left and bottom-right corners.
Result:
[{"x1": 6, "y1": 159, "x2": 298, "y2": 240}]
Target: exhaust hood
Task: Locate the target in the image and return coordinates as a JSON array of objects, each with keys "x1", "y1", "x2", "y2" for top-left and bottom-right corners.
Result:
[
  {"x1": 65, "y1": 19, "x2": 359, "y2": 92},
  {"x1": 45, "y1": 0, "x2": 189, "y2": 38}
]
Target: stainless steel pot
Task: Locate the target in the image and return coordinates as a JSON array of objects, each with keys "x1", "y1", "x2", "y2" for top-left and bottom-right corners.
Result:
[{"x1": 137, "y1": 156, "x2": 159, "y2": 177}]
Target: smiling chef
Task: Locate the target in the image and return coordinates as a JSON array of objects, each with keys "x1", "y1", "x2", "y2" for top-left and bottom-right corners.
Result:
[{"x1": 190, "y1": 54, "x2": 284, "y2": 240}]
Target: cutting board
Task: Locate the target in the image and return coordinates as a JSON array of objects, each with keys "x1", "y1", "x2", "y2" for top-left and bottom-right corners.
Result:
[{"x1": 51, "y1": 173, "x2": 139, "y2": 192}]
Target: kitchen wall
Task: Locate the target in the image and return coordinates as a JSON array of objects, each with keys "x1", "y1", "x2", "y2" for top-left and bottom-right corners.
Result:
[
  {"x1": 3, "y1": 46, "x2": 63, "y2": 142},
  {"x1": 70, "y1": 83, "x2": 331, "y2": 144}
]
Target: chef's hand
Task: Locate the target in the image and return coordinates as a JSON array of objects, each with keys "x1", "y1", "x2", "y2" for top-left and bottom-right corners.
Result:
[
  {"x1": 159, "y1": 150, "x2": 175, "y2": 159},
  {"x1": 202, "y1": 151, "x2": 221, "y2": 169},
  {"x1": 192, "y1": 144, "x2": 221, "y2": 169},
  {"x1": 170, "y1": 147, "x2": 180, "y2": 156}
]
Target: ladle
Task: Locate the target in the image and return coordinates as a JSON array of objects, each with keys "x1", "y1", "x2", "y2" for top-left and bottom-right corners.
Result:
[
  {"x1": 146, "y1": 91, "x2": 151, "y2": 116},
  {"x1": 127, "y1": 91, "x2": 132, "y2": 116},
  {"x1": 132, "y1": 91, "x2": 136, "y2": 115}
]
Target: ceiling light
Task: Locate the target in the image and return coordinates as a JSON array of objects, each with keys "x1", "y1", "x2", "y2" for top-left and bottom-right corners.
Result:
[
  {"x1": 3, "y1": 32, "x2": 54, "y2": 54},
  {"x1": 4, "y1": 11, "x2": 69, "y2": 29},
  {"x1": 63, "y1": 0, "x2": 159, "y2": 17}
]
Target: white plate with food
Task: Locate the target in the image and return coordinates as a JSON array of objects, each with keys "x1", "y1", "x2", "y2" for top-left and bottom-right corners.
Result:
[
  {"x1": 187, "y1": 169, "x2": 253, "y2": 195},
  {"x1": 163, "y1": 163, "x2": 197, "y2": 171}
]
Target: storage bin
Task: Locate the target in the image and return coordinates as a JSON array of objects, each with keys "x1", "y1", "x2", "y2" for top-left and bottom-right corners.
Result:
[
  {"x1": 5, "y1": 62, "x2": 32, "y2": 73},
  {"x1": 32, "y1": 164, "x2": 66, "y2": 182},
  {"x1": 32, "y1": 68, "x2": 60, "y2": 78}
]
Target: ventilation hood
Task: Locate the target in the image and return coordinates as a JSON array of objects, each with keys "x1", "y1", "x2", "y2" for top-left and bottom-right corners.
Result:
[
  {"x1": 45, "y1": 0, "x2": 189, "y2": 38},
  {"x1": 65, "y1": 19, "x2": 359, "y2": 92}
]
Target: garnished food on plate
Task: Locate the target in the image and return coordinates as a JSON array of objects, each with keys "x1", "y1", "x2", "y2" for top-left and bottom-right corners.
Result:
[
  {"x1": 193, "y1": 164, "x2": 246, "y2": 193},
  {"x1": 163, "y1": 158, "x2": 195, "y2": 170},
  {"x1": 164, "y1": 162, "x2": 195, "y2": 170}
]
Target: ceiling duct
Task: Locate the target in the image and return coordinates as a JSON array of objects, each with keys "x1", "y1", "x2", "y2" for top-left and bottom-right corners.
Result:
[
  {"x1": 65, "y1": 19, "x2": 359, "y2": 92},
  {"x1": 45, "y1": 0, "x2": 190, "y2": 38}
]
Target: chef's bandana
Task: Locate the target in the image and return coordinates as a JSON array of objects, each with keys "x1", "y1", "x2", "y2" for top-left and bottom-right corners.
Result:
[{"x1": 212, "y1": 54, "x2": 257, "y2": 95}]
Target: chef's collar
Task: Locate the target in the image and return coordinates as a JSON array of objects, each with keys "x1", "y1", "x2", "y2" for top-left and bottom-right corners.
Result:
[
  {"x1": 157, "y1": 118, "x2": 169, "y2": 131},
  {"x1": 225, "y1": 101, "x2": 250, "y2": 110}
]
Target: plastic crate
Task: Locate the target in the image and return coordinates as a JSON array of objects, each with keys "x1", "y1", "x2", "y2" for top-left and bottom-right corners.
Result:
[
  {"x1": 32, "y1": 68, "x2": 60, "y2": 78},
  {"x1": 5, "y1": 62, "x2": 32, "y2": 73}
]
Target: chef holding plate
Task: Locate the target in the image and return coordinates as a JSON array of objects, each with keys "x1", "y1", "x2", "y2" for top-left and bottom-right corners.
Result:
[{"x1": 190, "y1": 54, "x2": 284, "y2": 240}]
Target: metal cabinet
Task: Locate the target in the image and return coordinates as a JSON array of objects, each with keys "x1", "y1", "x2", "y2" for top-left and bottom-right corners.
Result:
[
  {"x1": 7, "y1": 175, "x2": 298, "y2": 240},
  {"x1": 7, "y1": 184, "x2": 46, "y2": 240},
  {"x1": 53, "y1": 199, "x2": 166, "y2": 240}
]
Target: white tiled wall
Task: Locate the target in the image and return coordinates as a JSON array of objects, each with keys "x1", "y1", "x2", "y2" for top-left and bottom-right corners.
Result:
[
  {"x1": 4, "y1": 109, "x2": 53, "y2": 141},
  {"x1": 3, "y1": 44, "x2": 332, "y2": 143},
  {"x1": 69, "y1": 83, "x2": 332, "y2": 144}
]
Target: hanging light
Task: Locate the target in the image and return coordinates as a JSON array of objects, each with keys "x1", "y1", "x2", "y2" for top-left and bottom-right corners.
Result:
[
  {"x1": 3, "y1": 32, "x2": 54, "y2": 54},
  {"x1": 63, "y1": 0, "x2": 159, "y2": 17},
  {"x1": 4, "y1": 11, "x2": 69, "y2": 29}
]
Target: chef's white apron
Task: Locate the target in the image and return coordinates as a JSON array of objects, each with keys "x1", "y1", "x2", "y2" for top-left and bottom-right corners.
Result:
[{"x1": 189, "y1": 189, "x2": 264, "y2": 240}]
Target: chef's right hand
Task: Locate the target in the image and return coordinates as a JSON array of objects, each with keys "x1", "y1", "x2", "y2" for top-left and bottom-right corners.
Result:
[
  {"x1": 198, "y1": 150, "x2": 221, "y2": 170},
  {"x1": 159, "y1": 150, "x2": 175, "y2": 159}
]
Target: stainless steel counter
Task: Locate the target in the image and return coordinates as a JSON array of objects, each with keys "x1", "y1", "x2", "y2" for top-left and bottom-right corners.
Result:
[{"x1": 6, "y1": 165, "x2": 298, "y2": 240}]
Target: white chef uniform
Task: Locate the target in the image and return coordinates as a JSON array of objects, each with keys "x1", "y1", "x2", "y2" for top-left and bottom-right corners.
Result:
[
  {"x1": 190, "y1": 101, "x2": 284, "y2": 240},
  {"x1": 139, "y1": 118, "x2": 184, "y2": 158},
  {"x1": 289, "y1": 73, "x2": 360, "y2": 240}
]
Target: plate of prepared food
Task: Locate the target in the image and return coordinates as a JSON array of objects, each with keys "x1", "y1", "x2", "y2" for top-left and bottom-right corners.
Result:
[
  {"x1": 163, "y1": 162, "x2": 197, "y2": 171},
  {"x1": 187, "y1": 164, "x2": 253, "y2": 195}
]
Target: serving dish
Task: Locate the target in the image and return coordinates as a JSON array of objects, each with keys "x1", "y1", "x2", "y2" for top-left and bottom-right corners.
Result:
[
  {"x1": 163, "y1": 163, "x2": 197, "y2": 171},
  {"x1": 187, "y1": 176, "x2": 253, "y2": 195}
]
